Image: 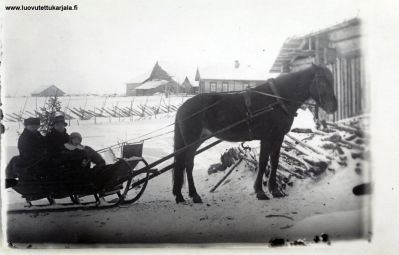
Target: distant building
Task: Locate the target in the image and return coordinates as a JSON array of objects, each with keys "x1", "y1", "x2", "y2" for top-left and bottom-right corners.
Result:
[
  {"x1": 126, "y1": 62, "x2": 181, "y2": 96},
  {"x1": 196, "y1": 63, "x2": 268, "y2": 93},
  {"x1": 31, "y1": 85, "x2": 66, "y2": 97},
  {"x1": 269, "y1": 17, "x2": 363, "y2": 121},
  {"x1": 181, "y1": 76, "x2": 199, "y2": 94}
]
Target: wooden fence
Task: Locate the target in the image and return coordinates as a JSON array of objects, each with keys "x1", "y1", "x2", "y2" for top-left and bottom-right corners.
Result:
[{"x1": 3, "y1": 103, "x2": 182, "y2": 123}]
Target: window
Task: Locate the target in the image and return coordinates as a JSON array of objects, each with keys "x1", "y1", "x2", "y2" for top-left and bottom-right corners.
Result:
[
  {"x1": 216, "y1": 83, "x2": 222, "y2": 92},
  {"x1": 222, "y1": 82, "x2": 228, "y2": 92},
  {"x1": 210, "y1": 82, "x2": 216, "y2": 92}
]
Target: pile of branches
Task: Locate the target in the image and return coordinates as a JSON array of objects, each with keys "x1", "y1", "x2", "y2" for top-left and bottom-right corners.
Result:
[{"x1": 208, "y1": 117, "x2": 368, "y2": 195}]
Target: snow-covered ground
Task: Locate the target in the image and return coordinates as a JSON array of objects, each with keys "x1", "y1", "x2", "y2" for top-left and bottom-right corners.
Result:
[{"x1": 1, "y1": 97, "x2": 371, "y2": 246}]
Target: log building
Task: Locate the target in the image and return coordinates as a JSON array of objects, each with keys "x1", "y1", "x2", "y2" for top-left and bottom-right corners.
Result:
[{"x1": 270, "y1": 18, "x2": 365, "y2": 121}]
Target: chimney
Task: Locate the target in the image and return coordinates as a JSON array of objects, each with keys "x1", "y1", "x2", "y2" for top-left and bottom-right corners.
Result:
[{"x1": 234, "y1": 60, "x2": 240, "y2": 69}]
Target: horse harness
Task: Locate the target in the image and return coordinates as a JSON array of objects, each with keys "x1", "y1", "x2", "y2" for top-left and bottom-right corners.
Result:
[{"x1": 243, "y1": 78, "x2": 297, "y2": 140}]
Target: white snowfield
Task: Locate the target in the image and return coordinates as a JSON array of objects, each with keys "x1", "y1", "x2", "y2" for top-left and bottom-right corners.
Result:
[{"x1": 2, "y1": 96, "x2": 370, "y2": 245}]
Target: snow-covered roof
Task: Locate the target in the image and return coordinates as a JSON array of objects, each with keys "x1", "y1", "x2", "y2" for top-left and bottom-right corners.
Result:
[
  {"x1": 135, "y1": 79, "x2": 169, "y2": 90},
  {"x1": 182, "y1": 77, "x2": 199, "y2": 87},
  {"x1": 126, "y1": 70, "x2": 152, "y2": 84},
  {"x1": 197, "y1": 64, "x2": 268, "y2": 81}
]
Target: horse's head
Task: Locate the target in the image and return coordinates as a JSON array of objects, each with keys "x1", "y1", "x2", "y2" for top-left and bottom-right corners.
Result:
[{"x1": 309, "y1": 64, "x2": 338, "y2": 113}]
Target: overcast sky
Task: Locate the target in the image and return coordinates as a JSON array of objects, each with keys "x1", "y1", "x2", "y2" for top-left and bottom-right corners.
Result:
[{"x1": 3, "y1": 0, "x2": 364, "y2": 95}]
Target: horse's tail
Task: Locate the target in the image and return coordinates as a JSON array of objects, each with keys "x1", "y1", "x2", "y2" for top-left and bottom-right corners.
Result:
[{"x1": 172, "y1": 110, "x2": 186, "y2": 196}]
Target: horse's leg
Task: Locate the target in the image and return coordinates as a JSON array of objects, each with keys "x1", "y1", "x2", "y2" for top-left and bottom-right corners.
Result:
[
  {"x1": 173, "y1": 151, "x2": 186, "y2": 203},
  {"x1": 185, "y1": 146, "x2": 202, "y2": 203},
  {"x1": 254, "y1": 139, "x2": 271, "y2": 200},
  {"x1": 268, "y1": 136, "x2": 285, "y2": 198}
]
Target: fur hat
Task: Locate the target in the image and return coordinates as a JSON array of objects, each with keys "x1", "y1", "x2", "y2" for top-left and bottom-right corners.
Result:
[
  {"x1": 24, "y1": 117, "x2": 40, "y2": 126},
  {"x1": 52, "y1": 115, "x2": 67, "y2": 126},
  {"x1": 69, "y1": 132, "x2": 82, "y2": 142}
]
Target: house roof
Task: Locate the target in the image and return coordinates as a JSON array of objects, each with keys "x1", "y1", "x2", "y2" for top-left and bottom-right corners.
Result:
[
  {"x1": 197, "y1": 63, "x2": 268, "y2": 81},
  {"x1": 31, "y1": 85, "x2": 65, "y2": 95},
  {"x1": 269, "y1": 17, "x2": 360, "y2": 73},
  {"x1": 126, "y1": 70, "x2": 152, "y2": 84},
  {"x1": 126, "y1": 61, "x2": 182, "y2": 85},
  {"x1": 182, "y1": 77, "x2": 199, "y2": 87},
  {"x1": 135, "y1": 79, "x2": 169, "y2": 90}
]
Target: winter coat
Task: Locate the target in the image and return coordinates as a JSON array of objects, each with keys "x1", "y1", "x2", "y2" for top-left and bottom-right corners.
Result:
[
  {"x1": 61, "y1": 143, "x2": 106, "y2": 170},
  {"x1": 46, "y1": 128, "x2": 69, "y2": 155},
  {"x1": 84, "y1": 146, "x2": 106, "y2": 167},
  {"x1": 17, "y1": 129, "x2": 46, "y2": 166}
]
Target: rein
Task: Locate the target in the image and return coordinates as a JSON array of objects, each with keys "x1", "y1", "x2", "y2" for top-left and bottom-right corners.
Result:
[{"x1": 96, "y1": 73, "x2": 322, "y2": 153}]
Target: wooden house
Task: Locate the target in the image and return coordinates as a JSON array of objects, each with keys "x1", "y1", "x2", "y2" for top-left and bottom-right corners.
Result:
[
  {"x1": 31, "y1": 85, "x2": 66, "y2": 97},
  {"x1": 181, "y1": 77, "x2": 199, "y2": 94},
  {"x1": 270, "y1": 17, "x2": 365, "y2": 121},
  {"x1": 126, "y1": 62, "x2": 181, "y2": 96},
  {"x1": 196, "y1": 63, "x2": 268, "y2": 93}
]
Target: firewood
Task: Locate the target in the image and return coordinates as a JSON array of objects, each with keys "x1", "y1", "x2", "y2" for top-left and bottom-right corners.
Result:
[
  {"x1": 291, "y1": 128, "x2": 313, "y2": 133},
  {"x1": 321, "y1": 142, "x2": 337, "y2": 150},
  {"x1": 339, "y1": 139, "x2": 364, "y2": 150},
  {"x1": 321, "y1": 133, "x2": 342, "y2": 143},
  {"x1": 278, "y1": 163, "x2": 306, "y2": 179},
  {"x1": 325, "y1": 121, "x2": 364, "y2": 137},
  {"x1": 280, "y1": 150, "x2": 311, "y2": 171},
  {"x1": 286, "y1": 134, "x2": 332, "y2": 161},
  {"x1": 345, "y1": 134, "x2": 357, "y2": 141},
  {"x1": 338, "y1": 142, "x2": 352, "y2": 149}
]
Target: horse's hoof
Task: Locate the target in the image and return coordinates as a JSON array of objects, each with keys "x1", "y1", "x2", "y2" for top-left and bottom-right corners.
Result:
[
  {"x1": 256, "y1": 192, "x2": 270, "y2": 200},
  {"x1": 192, "y1": 195, "x2": 203, "y2": 204},
  {"x1": 175, "y1": 195, "x2": 186, "y2": 204}
]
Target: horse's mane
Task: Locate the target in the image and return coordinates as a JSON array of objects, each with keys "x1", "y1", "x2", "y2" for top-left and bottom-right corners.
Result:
[
  {"x1": 254, "y1": 65, "x2": 315, "y2": 91},
  {"x1": 274, "y1": 65, "x2": 315, "y2": 84}
]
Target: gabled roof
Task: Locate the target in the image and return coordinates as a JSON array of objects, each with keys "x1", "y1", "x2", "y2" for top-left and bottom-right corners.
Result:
[
  {"x1": 31, "y1": 85, "x2": 65, "y2": 95},
  {"x1": 182, "y1": 77, "x2": 199, "y2": 87},
  {"x1": 126, "y1": 70, "x2": 152, "y2": 84},
  {"x1": 126, "y1": 61, "x2": 180, "y2": 85},
  {"x1": 197, "y1": 63, "x2": 268, "y2": 81},
  {"x1": 135, "y1": 79, "x2": 169, "y2": 90},
  {"x1": 146, "y1": 62, "x2": 174, "y2": 82}
]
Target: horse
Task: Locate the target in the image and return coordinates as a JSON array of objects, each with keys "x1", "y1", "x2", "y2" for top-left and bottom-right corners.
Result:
[{"x1": 172, "y1": 64, "x2": 337, "y2": 203}]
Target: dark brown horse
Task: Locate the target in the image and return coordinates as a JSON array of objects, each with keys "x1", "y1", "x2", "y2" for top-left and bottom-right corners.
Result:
[{"x1": 173, "y1": 64, "x2": 337, "y2": 203}]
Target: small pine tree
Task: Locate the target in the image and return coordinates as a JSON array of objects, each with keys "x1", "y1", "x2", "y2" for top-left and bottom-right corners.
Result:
[{"x1": 38, "y1": 94, "x2": 62, "y2": 135}]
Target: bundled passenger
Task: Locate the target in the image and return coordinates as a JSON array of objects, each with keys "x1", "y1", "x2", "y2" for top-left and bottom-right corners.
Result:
[
  {"x1": 63, "y1": 132, "x2": 106, "y2": 170},
  {"x1": 6, "y1": 117, "x2": 46, "y2": 187},
  {"x1": 18, "y1": 117, "x2": 46, "y2": 165},
  {"x1": 46, "y1": 115, "x2": 69, "y2": 155},
  {"x1": 61, "y1": 132, "x2": 127, "y2": 191}
]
